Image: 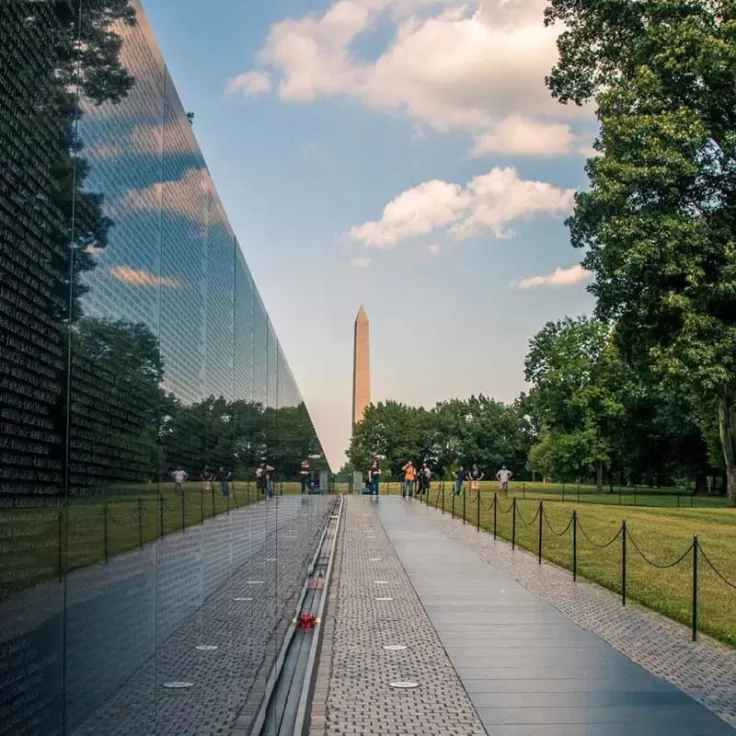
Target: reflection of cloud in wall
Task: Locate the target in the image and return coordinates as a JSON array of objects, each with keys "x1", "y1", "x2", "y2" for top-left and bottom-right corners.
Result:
[
  {"x1": 122, "y1": 168, "x2": 218, "y2": 224},
  {"x1": 110, "y1": 265, "x2": 184, "y2": 289}
]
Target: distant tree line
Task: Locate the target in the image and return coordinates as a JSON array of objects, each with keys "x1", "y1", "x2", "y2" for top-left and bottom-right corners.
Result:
[{"x1": 347, "y1": 315, "x2": 721, "y2": 492}]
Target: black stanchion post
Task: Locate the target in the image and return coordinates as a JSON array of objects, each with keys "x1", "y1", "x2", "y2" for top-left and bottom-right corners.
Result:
[
  {"x1": 476, "y1": 488, "x2": 481, "y2": 532},
  {"x1": 512, "y1": 497, "x2": 517, "y2": 550},
  {"x1": 692, "y1": 535, "x2": 699, "y2": 642},
  {"x1": 463, "y1": 489, "x2": 466, "y2": 525},
  {"x1": 538, "y1": 500, "x2": 543, "y2": 564},
  {"x1": 103, "y1": 501, "x2": 109, "y2": 563},
  {"x1": 572, "y1": 510, "x2": 577, "y2": 581},
  {"x1": 226, "y1": 489, "x2": 230, "y2": 513},
  {"x1": 441, "y1": 483, "x2": 445, "y2": 514},
  {"x1": 138, "y1": 498, "x2": 144, "y2": 549},
  {"x1": 622, "y1": 520, "x2": 627, "y2": 606},
  {"x1": 522, "y1": 482, "x2": 526, "y2": 500},
  {"x1": 493, "y1": 492, "x2": 497, "y2": 540},
  {"x1": 451, "y1": 491, "x2": 455, "y2": 519}
]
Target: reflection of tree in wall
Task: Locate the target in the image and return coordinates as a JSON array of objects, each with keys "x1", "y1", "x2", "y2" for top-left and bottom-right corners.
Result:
[
  {"x1": 0, "y1": 1, "x2": 135, "y2": 494},
  {"x1": 69, "y1": 318, "x2": 170, "y2": 490},
  {"x1": 161, "y1": 400, "x2": 326, "y2": 481}
]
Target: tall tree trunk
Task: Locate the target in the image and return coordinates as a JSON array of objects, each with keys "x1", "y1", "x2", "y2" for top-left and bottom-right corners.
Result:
[
  {"x1": 596, "y1": 461, "x2": 604, "y2": 494},
  {"x1": 717, "y1": 392, "x2": 736, "y2": 504}
]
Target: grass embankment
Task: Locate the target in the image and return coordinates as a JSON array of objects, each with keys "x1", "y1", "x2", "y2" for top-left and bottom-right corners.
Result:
[
  {"x1": 375, "y1": 479, "x2": 730, "y2": 508},
  {"x1": 0, "y1": 481, "x2": 306, "y2": 599},
  {"x1": 409, "y1": 481, "x2": 736, "y2": 647}
]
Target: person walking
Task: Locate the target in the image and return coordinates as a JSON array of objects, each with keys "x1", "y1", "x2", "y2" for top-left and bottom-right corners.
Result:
[
  {"x1": 201, "y1": 466, "x2": 213, "y2": 494},
  {"x1": 300, "y1": 458, "x2": 311, "y2": 494},
  {"x1": 171, "y1": 467, "x2": 188, "y2": 494},
  {"x1": 369, "y1": 457, "x2": 381, "y2": 496},
  {"x1": 256, "y1": 463, "x2": 268, "y2": 496},
  {"x1": 419, "y1": 462, "x2": 431, "y2": 496},
  {"x1": 217, "y1": 467, "x2": 231, "y2": 497},
  {"x1": 454, "y1": 466, "x2": 465, "y2": 496},
  {"x1": 468, "y1": 464, "x2": 484, "y2": 499},
  {"x1": 496, "y1": 465, "x2": 513, "y2": 497},
  {"x1": 402, "y1": 461, "x2": 416, "y2": 498}
]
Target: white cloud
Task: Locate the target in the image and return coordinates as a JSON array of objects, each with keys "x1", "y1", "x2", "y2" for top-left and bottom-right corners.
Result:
[
  {"x1": 350, "y1": 166, "x2": 575, "y2": 247},
  {"x1": 510, "y1": 264, "x2": 591, "y2": 290},
  {"x1": 228, "y1": 0, "x2": 592, "y2": 156},
  {"x1": 471, "y1": 117, "x2": 581, "y2": 157},
  {"x1": 350, "y1": 255, "x2": 372, "y2": 268},
  {"x1": 226, "y1": 71, "x2": 272, "y2": 97}
]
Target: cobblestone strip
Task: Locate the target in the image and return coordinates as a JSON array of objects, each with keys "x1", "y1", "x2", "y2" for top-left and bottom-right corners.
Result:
[
  {"x1": 309, "y1": 496, "x2": 487, "y2": 736},
  {"x1": 411, "y1": 499, "x2": 736, "y2": 728}
]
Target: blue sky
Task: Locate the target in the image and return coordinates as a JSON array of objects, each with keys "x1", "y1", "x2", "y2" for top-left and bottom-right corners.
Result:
[{"x1": 144, "y1": 0, "x2": 595, "y2": 469}]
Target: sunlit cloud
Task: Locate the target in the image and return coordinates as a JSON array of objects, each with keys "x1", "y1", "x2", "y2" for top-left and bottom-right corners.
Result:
[
  {"x1": 109, "y1": 265, "x2": 184, "y2": 289},
  {"x1": 509, "y1": 264, "x2": 591, "y2": 290},
  {"x1": 229, "y1": 0, "x2": 593, "y2": 157},
  {"x1": 350, "y1": 167, "x2": 575, "y2": 247}
]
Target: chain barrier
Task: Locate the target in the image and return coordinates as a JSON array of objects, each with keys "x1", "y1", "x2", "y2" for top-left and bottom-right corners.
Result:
[
  {"x1": 515, "y1": 503, "x2": 540, "y2": 527},
  {"x1": 542, "y1": 507, "x2": 573, "y2": 537},
  {"x1": 576, "y1": 519, "x2": 622, "y2": 549},
  {"x1": 625, "y1": 529, "x2": 694, "y2": 569},
  {"x1": 695, "y1": 546, "x2": 736, "y2": 590}
]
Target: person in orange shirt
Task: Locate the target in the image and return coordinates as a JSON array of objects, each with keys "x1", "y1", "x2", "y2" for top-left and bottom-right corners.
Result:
[{"x1": 402, "y1": 461, "x2": 416, "y2": 498}]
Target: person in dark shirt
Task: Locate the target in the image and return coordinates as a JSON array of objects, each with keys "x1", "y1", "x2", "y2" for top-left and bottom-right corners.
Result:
[
  {"x1": 369, "y1": 458, "x2": 381, "y2": 496},
  {"x1": 468, "y1": 464, "x2": 484, "y2": 497},
  {"x1": 455, "y1": 467, "x2": 465, "y2": 496},
  {"x1": 300, "y1": 458, "x2": 311, "y2": 494},
  {"x1": 419, "y1": 463, "x2": 431, "y2": 495}
]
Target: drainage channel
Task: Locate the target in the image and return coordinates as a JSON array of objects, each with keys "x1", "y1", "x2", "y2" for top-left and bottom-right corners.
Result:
[{"x1": 251, "y1": 496, "x2": 343, "y2": 736}]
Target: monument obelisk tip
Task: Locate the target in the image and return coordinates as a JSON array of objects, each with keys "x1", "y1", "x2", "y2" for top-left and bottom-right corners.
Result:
[{"x1": 352, "y1": 306, "x2": 371, "y2": 427}]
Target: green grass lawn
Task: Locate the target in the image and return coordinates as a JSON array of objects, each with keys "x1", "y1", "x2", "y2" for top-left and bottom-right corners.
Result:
[
  {"x1": 410, "y1": 481, "x2": 736, "y2": 647},
  {"x1": 373, "y1": 479, "x2": 730, "y2": 508},
  {"x1": 0, "y1": 481, "x2": 308, "y2": 600}
]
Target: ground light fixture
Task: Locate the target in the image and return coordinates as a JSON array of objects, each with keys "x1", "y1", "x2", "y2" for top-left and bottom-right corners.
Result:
[
  {"x1": 233, "y1": 597, "x2": 253, "y2": 601},
  {"x1": 374, "y1": 580, "x2": 389, "y2": 584},
  {"x1": 389, "y1": 681, "x2": 419, "y2": 689},
  {"x1": 375, "y1": 597, "x2": 394, "y2": 601},
  {"x1": 163, "y1": 681, "x2": 194, "y2": 689},
  {"x1": 195, "y1": 645, "x2": 218, "y2": 651},
  {"x1": 383, "y1": 645, "x2": 407, "y2": 651}
]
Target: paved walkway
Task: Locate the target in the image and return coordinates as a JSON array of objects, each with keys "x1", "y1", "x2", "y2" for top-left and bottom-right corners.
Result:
[
  {"x1": 313, "y1": 496, "x2": 736, "y2": 735},
  {"x1": 410, "y1": 495, "x2": 736, "y2": 728}
]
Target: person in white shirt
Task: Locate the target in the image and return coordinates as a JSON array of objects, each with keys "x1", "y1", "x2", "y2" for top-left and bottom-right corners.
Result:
[
  {"x1": 171, "y1": 468, "x2": 188, "y2": 494},
  {"x1": 496, "y1": 465, "x2": 513, "y2": 497}
]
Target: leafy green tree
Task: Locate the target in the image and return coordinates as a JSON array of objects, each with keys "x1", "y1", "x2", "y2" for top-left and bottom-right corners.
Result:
[
  {"x1": 526, "y1": 317, "x2": 629, "y2": 489},
  {"x1": 545, "y1": 0, "x2": 736, "y2": 501}
]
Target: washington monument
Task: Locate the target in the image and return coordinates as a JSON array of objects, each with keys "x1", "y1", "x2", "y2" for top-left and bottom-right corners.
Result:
[{"x1": 352, "y1": 305, "x2": 370, "y2": 427}]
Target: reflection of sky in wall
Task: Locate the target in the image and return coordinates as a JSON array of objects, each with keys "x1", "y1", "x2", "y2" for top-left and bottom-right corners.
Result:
[{"x1": 74, "y1": 8, "x2": 308, "y2": 420}]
